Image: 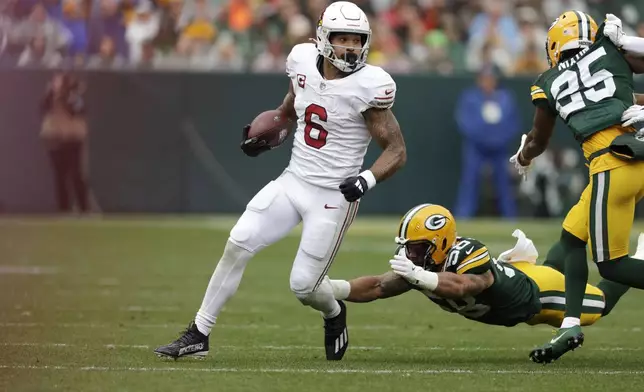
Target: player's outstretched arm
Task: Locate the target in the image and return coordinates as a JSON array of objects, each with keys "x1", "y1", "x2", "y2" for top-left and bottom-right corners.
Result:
[
  {"x1": 331, "y1": 272, "x2": 412, "y2": 303},
  {"x1": 518, "y1": 106, "x2": 557, "y2": 165},
  {"x1": 389, "y1": 255, "x2": 494, "y2": 299},
  {"x1": 276, "y1": 83, "x2": 297, "y2": 122},
  {"x1": 432, "y1": 271, "x2": 494, "y2": 299},
  {"x1": 363, "y1": 108, "x2": 407, "y2": 183}
]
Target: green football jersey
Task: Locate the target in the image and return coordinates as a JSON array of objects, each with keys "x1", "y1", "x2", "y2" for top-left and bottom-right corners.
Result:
[
  {"x1": 421, "y1": 237, "x2": 542, "y2": 327},
  {"x1": 531, "y1": 23, "x2": 635, "y2": 143}
]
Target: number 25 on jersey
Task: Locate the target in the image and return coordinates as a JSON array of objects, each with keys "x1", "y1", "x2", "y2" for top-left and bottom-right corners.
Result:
[{"x1": 552, "y1": 47, "x2": 616, "y2": 119}]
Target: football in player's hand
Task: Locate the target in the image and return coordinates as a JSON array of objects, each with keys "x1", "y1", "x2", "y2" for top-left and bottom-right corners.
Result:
[{"x1": 248, "y1": 109, "x2": 292, "y2": 148}]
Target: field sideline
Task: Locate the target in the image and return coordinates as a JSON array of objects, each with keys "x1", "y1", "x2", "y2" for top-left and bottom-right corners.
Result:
[{"x1": 1, "y1": 215, "x2": 644, "y2": 391}]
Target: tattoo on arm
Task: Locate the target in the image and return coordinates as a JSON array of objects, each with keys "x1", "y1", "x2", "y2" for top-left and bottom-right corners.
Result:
[
  {"x1": 362, "y1": 108, "x2": 407, "y2": 182},
  {"x1": 378, "y1": 271, "x2": 412, "y2": 298},
  {"x1": 345, "y1": 271, "x2": 411, "y2": 302},
  {"x1": 277, "y1": 83, "x2": 297, "y2": 122},
  {"x1": 432, "y1": 271, "x2": 494, "y2": 299}
]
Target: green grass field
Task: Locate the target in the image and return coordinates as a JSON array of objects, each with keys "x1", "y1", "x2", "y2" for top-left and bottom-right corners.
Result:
[{"x1": 2, "y1": 216, "x2": 644, "y2": 391}]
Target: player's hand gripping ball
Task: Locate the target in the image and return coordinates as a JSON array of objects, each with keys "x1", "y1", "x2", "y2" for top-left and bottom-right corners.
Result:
[{"x1": 241, "y1": 110, "x2": 292, "y2": 157}]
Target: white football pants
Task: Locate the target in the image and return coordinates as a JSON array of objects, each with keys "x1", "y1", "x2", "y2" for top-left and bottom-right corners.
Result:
[{"x1": 229, "y1": 170, "x2": 358, "y2": 295}]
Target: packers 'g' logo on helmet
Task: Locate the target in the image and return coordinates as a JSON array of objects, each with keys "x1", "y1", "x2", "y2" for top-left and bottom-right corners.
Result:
[
  {"x1": 395, "y1": 204, "x2": 457, "y2": 269},
  {"x1": 545, "y1": 10, "x2": 598, "y2": 67},
  {"x1": 425, "y1": 214, "x2": 447, "y2": 231}
]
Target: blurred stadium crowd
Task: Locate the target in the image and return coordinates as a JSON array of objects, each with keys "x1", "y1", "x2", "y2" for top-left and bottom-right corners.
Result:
[{"x1": 0, "y1": 0, "x2": 642, "y2": 73}]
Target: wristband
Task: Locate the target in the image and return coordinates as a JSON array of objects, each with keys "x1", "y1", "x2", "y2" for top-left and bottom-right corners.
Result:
[
  {"x1": 415, "y1": 269, "x2": 439, "y2": 291},
  {"x1": 359, "y1": 170, "x2": 377, "y2": 190},
  {"x1": 329, "y1": 279, "x2": 351, "y2": 300}
]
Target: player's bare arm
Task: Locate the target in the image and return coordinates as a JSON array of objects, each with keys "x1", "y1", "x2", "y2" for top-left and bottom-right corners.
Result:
[
  {"x1": 344, "y1": 271, "x2": 412, "y2": 302},
  {"x1": 625, "y1": 54, "x2": 644, "y2": 75},
  {"x1": 277, "y1": 83, "x2": 297, "y2": 122},
  {"x1": 635, "y1": 93, "x2": 644, "y2": 105},
  {"x1": 362, "y1": 108, "x2": 407, "y2": 182},
  {"x1": 431, "y1": 271, "x2": 494, "y2": 300},
  {"x1": 518, "y1": 106, "x2": 557, "y2": 165}
]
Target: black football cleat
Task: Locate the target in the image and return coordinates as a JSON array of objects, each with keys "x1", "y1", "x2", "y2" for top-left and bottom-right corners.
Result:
[
  {"x1": 154, "y1": 321, "x2": 209, "y2": 360},
  {"x1": 324, "y1": 300, "x2": 349, "y2": 360}
]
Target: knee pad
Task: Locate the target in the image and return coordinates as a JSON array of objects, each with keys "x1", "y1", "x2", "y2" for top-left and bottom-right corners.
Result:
[
  {"x1": 291, "y1": 274, "x2": 335, "y2": 306},
  {"x1": 293, "y1": 290, "x2": 315, "y2": 306},
  {"x1": 290, "y1": 274, "x2": 315, "y2": 305},
  {"x1": 292, "y1": 285, "x2": 334, "y2": 307}
]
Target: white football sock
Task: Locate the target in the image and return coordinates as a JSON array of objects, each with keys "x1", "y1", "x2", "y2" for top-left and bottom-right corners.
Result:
[
  {"x1": 195, "y1": 239, "x2": 254, "y2": 336},
  {"x1": 560, "y1": 317, "x2": 581, "y2": 329}
]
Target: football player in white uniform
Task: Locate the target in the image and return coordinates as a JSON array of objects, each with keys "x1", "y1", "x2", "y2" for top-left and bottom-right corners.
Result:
[{"x1": 155, "y1": 1, "x2": 406, "y2": 361}]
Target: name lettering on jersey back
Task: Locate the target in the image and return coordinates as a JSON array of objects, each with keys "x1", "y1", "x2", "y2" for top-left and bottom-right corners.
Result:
[{"x1": 557, "y1": 47, "x2": 590, "y2": 71}]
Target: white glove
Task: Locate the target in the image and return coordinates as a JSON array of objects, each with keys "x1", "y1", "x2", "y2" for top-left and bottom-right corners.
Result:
[
  {"x1": 389, "y1": 254, "x2": 438, "y2": 290},
  {"x1": 604, "y1": 14, "x2": 625, "y2": 48},
  {"x1": 509, "y1": 134, "x2": 531, "y2": 181},
  {"x1": 622, "y1": 104, "x2": 644, "y2": 128}
]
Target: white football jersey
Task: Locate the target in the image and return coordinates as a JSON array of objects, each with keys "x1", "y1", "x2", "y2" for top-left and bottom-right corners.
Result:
[{"x1": 284, "y1": 43, "x2": 396, "y2": 189}]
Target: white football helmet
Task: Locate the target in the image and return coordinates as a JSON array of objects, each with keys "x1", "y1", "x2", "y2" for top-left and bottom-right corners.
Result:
[{"x1": 315, "y1": 1, "x2": 371, "y2": 73}]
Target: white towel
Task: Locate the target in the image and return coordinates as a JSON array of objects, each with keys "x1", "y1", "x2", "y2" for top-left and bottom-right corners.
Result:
[{"x1": 497, "y1": 229, "x2": 539, "y2": 264}]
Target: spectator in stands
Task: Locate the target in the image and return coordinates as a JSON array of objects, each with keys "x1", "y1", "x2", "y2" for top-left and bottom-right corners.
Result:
[
  {"x1": 424, "y1": 29, "x2": 454, "y2": 75},
  {"x1": 136, "y1": 38, "x2": 156, "y2": 68},
  {"x1": 466, "y1": 0, "x2": 520, "y2": 75},
  {"x1": 91, "y1": 0, "x2": 128, "y2": 57},
  {"x1": 210, "y1": 31, "x2": 245, "y2": 71},
  {"x1": 369, "y1": 22, "x2": 412, "y2": 73},
  {"x1": 516, "y1": 6, "x2": 546, "y2": 55},
  {"x1": 251, "y1": 33, "x2": 286, "y2": 73},
  {"x1": 61, "y1": 0, "x2": 89, "y2": 66},
  {"x1": 125, "y1": 1, "x2": 159, "y2": 64},
  {"x1": 278, "y1": 0, "x2": 311, "y2": 47},
  {"x1": 17, "y1": 34, "x2": 63, "y2": 67},
  {"x1": 454, "y1": 66, "x2": 520, "y2": 219},
  {"x1": 86, "y1": 35, "x2": 126, "y2": 68},
  {"x1": 156, "y1": 21, "x2": 217, "y2": 70},
  {"x1": 153, "y1": 0, "x2": 184, "y2": 53},
  {"x1": 10, "y1": 2, "x2": 71, "y2": 56},
  {"x1": 514, "y1": 41, "x2": 547, "y2": 75},
  {"x1": 542, "y1": 0, "x2": 588, "y2": 23},
  {"x1": 40, "y1": 72, "x2": 89, "y2": 213}
]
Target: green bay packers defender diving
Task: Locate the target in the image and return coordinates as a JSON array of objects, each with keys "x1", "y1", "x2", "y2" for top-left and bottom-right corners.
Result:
[
  {"x1": 509, "y1": 11, "x2": 644, "y2": 364},
  {"x1": 327, "y1": 204, "x2": 634, "y2": 332}
]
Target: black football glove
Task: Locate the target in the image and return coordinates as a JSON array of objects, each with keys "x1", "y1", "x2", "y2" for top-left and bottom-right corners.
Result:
[
  {"x1": 339, "y1": 176, "x2": 369, "y2": 202},
  {"x1": 240, "y1": 124, "x2": 271, "y2": 157}
]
